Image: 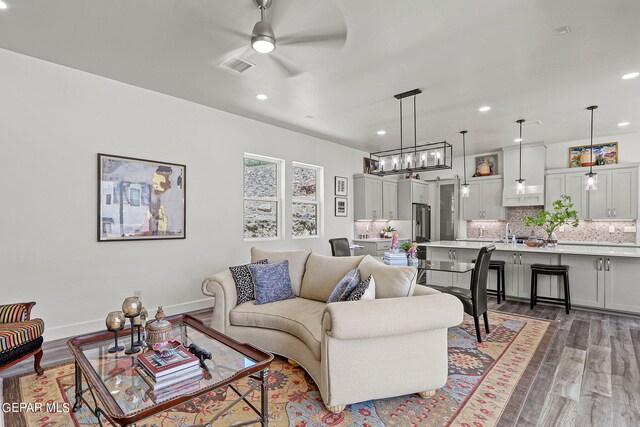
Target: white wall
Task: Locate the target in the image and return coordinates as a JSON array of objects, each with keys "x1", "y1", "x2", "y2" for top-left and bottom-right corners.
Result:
[{"x1": 0, "y1": 49, "x2": 366, "y2": 340}]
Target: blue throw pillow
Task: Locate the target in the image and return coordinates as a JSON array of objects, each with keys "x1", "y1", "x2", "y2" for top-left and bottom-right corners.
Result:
[
  {"x1": 327, "y1": 269, "x2": 361, "y2": 303},
  {"x1": 249, "y1": 260, "x2": 296, "y2": 305},
  {"x1": 346, "y1": 275, "x2": 375, "y2": 301}
]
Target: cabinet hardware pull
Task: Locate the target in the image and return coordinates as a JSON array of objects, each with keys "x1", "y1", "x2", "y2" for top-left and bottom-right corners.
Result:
[
  {"x1": 519, "y1": 253, "x2": 522, "y2": 265},
  {"x1": 607, "y1": 208, "x2": 611, "y2": 217},
  {"x1": 448, "y1": 250, "x2": 452, "y2": 259},
  {"x1": 453, "y1": 250, "x2": 457, "y2": 260},
  {"x1": 513, "y1": 253, "x2": 517, "y2": 264},
  {"x1": 613, "y1": 208, "x2": 616, "y2": 217},
  {"x1": 606, "y1": 258, "x2": 611, "y2": 271},
  {"x1": 597, "y1": 258, "x2": 603, "y2": 271}
]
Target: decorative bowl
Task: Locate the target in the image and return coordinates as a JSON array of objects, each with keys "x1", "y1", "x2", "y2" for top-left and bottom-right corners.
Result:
[
  {"x1": 153, "y1": 340, "x2": 181, "y2": 359},
  {"x1": 525, "y1": 239, "x2": 544, "y2": 247}
]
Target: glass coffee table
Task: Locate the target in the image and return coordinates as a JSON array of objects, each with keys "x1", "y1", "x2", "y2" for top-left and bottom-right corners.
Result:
[{"x1": 67, "y1": 314, "x2": 273, "y2": 426}]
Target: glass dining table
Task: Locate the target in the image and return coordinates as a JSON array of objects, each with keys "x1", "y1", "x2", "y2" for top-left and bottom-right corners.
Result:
[{"x1": 417, "y1": 259, "x2": 475, "y2": 274}]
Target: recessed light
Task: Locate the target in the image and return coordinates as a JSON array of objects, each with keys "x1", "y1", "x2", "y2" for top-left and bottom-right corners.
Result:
[
  {"x1": 256, "y1": 94, "x2": 268, "y2": 101},
  {"x1": 556, "y1": 26, "x2": 571, "y2": 36},
  {"x1": 514, "y1": 138, "x2": 523, "y2": 143},
  {"x1": 478, "y1": 106, "x2": 491, "y2": 112},
  {"x1": 618, "y1": 122, "x2": 630, "y2": 127},
  {"x1": 0, "y1": 1, "x2": 9, "y2": 10},
  {"x1": 622, "y1": 72, "x2": 639, "y2": 80},
  {"x1": 377, "y1": 130, "x2": 386, "y2": 135}
]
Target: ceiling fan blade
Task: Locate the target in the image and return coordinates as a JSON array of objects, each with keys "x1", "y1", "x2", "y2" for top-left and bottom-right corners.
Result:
[
  {"x1": 267, "y1": 54, "x2": 301, "y2": 78},
  {"x1": 278, "y1": 32, "x2": 347, "y2": 49},
  {"x1": 268, "y1": 0, "x2": 296, "y2": 30}
]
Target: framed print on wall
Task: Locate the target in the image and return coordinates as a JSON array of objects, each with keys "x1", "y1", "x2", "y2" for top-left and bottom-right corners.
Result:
[
  {"x1": 363, "y1": 157, "x2": 380, "y2": 174},
  {"x1": 569, "y1": 142, "x2": 618, "y2": 167},
  {"x1": 473, "y1": 153, "x2": 499, "y2": 177},
  {"x1": 334, "y1": 176, "x2": 348, "y2": 196},
  {"x1": 98, "y1": 153, "x2": 186, "y2": 241},
  {"x1": 335, "y1": 197, "x2": 348, "y2": 217}
]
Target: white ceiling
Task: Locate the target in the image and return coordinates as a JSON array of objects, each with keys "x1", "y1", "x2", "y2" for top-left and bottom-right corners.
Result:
[{"x1": 1, "y1": 0, "x2": 639, "y2": 155}]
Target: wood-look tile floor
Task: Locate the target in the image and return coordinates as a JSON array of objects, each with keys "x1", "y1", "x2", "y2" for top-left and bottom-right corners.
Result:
[{"x1": 2, "y1": 304, "x2": 639, "y2": 426}]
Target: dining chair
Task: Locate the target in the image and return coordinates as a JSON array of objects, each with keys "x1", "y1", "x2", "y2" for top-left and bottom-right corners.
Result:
[
  {"x1": 439, "y1": 244, "x2": 495, "y2": 342},
  {"x1": 329, "y1": 238, "x2": 351, "y2": 257}
]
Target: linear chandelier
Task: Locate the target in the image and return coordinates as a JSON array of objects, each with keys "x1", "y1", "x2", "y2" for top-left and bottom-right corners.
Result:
[{"x1": 370, "y1": 89, "x2": 452, "y2": 176}]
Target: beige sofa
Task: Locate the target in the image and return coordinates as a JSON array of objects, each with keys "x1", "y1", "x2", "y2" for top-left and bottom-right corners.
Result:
[{"x1": 201, "y1": 248, "x2": 463, "y2": 413}]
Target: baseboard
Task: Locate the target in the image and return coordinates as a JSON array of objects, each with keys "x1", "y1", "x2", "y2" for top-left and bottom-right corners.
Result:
[{"x1": 43, "y1": 298, "x2": 214, "y2": 341}]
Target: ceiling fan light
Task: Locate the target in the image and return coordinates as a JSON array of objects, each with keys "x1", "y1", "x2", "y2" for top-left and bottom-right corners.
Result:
[{"x1": 251, "y1": 21, "x2": 276, "y2": 53}]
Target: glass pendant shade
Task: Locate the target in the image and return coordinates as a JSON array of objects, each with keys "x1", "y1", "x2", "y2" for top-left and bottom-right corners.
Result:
[
  {"x1": 515, "y1": 179, "x2": 526, "y2": 195},
  {"x1": 585, "y1": 172, "x2": 598, "y2": 191},
  {"x1": 461, "y1": 184, "x2": 470, "y2": 198}
]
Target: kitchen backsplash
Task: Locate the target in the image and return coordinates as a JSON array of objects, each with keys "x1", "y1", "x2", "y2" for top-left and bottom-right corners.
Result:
[
  {"x1": 467, "y1": 206, "x2": 637, "y2": 243},
  {"x1": 353, "y1": 220, "x2": 412, "y2": 239}
]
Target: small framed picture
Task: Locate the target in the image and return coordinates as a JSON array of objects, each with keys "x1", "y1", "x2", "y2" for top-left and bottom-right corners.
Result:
[
  {"x1": 363, "y1": 157, "x2": 380, "y2": 174},
  {"x1": 335, "y1": 176, "x2": 348, "y2": 196},
  {"x1": 335, "y1": 197, "x2": 348, "y2": 217}
]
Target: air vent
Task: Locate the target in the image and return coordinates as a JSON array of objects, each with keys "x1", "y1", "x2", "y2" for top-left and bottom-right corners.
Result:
[
  {"x1": 218, "y1": 57, "x2": 255, "y2": 74},
  {"x1": 523, "y1": 120, "x2": 542, "y2": 127}
]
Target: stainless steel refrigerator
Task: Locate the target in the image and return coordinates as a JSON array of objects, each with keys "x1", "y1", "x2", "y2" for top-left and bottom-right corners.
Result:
[{"x1": 412, "y1": 203, "x2": 431, "y2": 243}]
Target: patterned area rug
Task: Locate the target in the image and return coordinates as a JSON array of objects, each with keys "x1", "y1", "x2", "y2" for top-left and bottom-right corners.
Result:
[{"x1": 3, "y1": 311, "x2": 555, "y2": 426}]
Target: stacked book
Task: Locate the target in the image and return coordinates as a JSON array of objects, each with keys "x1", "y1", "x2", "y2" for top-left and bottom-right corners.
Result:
[
  {"x1": 136, "y1": 346, "x2": 202, "y2": 391},
  {"x1": 383, "y1": 252, "x2": 408, "y2": 266}
]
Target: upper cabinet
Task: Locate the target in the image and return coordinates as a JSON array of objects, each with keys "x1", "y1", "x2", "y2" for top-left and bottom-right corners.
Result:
[
  {"x1": 353, "y1": 174, "x2": 398, "y2": 220},
  {"x1": 462, "y1": 177, "x2": 505, "y2": 221},
  {"x1": 502, "y1": 142, "x2": 546, "y2": 206},
  {"x1": 398, "y1": 179, "x2": 429, "y2": 220},
  {"x1": 545, "y1": 164, "x2": 639, "y2": 220}
]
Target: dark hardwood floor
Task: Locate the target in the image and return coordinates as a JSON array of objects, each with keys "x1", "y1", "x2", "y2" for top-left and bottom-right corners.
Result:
[{"x1": 2, "y1": 303, "x2": 639, "y2": 426}]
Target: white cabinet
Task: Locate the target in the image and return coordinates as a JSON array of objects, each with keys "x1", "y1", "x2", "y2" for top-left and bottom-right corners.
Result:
[
  {"x1": 562, "y1": 255, "x2": 604, "y2": 308},
  {"x1": 603, "y1": 257, "x2": 640, "y2": 314},
  {"x1": 500, "y1": 251, "x2": 561, "y2": 299},
  {"x1": 545, "y1": 172, "x2": 587, "y2": 219},
  {"x1": 462, "y1": 178, "x2": 505, "y2": 220},
  {"x1": 382, "y1": 181, "x2": 398, "y2": 220},
  {"x1": 397, "y1": 179, "x2": 429, "y2": 220},
  {"x1": 546, "y1": 164, "x2": 638, "y2": 220},
  {"x1": 502, "y1": 142, "x2": 546, "y2": 206},
  {"x1": 354, "y1": 175, "x2": 397, "y2": 220}
]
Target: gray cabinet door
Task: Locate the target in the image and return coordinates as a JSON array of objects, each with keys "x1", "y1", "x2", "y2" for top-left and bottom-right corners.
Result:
[
  {"x1": 565, "y1": 173, "x2": 587, "y2": 220},
  {"x1": 611, "y1": 168, "x2": 638, "y2": 219},
  {"x1": 382, "y1": 181, "x2": 398, "y2": 220},
  {"x1": 604, "y1": 257, "x2": 640, "y2": 314},
  {"x1": 463, "y1": 182, "x2": 482, "y2": 220},
  {"x1": 587, "y1": 170, "x2": 611, "y2": 219},
  {"x1": 365, "y1": 178, "x2": 383, "y2": 220},
  {"x1": 492, "y1": 252, "x2": 519, "y2": 297},
  {"x1": 563, "y1": 255, "x2": 604, "y2": 308},
  {"x1": 482, "y1": 180, "x2": 505, "y2": 220},
  {"x1": 545, "y1": 174, "x2": 565, "y2": 211}
]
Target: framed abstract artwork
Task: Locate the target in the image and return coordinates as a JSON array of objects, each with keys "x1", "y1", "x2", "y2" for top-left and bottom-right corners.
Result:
[
  {"x1": 98, "y1": 154, "x2": 186, "y2": 241},
  {"x1": 334, "y1": 176, "x2": 348, "y2": 196},
  {"x1": 569, "y1": 142, "x2": 618, "y2": 167},
  {"x1": 335, "y1": 197, "x2": 348, "y2": 217}
]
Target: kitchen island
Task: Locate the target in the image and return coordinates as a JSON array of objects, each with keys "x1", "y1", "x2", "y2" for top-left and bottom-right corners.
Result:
[{"x1": 420, "y1": 241, "x2": 640, "y2": 315}]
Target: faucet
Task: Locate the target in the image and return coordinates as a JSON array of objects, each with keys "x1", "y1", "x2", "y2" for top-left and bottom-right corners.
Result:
[{"x1": 504, "y1": 223, "x2": 512, "y2": 243}]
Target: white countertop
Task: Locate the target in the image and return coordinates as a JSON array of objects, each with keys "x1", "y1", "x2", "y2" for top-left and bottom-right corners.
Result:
[
  {"x1": 421, "y1": 240, "x2": 640, "y2": 258},
  {"x1": 353, "y1": 237, "x2": 411, "y2": 243},
  {"x1": 457, "y1": 238, "x2": 640, "y2": 248}
]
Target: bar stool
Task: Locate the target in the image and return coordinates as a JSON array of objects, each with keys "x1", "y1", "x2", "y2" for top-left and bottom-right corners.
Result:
[
  {"x1": 472, "y1": 259, "x2": 506, "y2": 304},
  {"x1": 530, "y1": 264, "x2": 571, "y2": 314}
]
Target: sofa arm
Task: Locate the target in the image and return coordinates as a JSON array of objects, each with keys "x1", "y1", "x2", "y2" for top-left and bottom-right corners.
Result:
[
  {"x1": 0, "y1": 302, "x2": 36, "y2": 323},
  {"x1": 201, "y1": 270, "x2": 237, "y2": 332},
  {"x1": 322, "y1": 294, "x2": 463, "y2": 340}
]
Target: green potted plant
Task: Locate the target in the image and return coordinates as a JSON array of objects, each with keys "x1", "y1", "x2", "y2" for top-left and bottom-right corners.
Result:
[
  {"x1": 524, "y1": 195, "x2": 579, "y2": 247},
  {"x1": 400, "y1": 241, "x2": 413, "y2": 253},
  {"x1": 382, "y1": 226, "x2": 396, "y2": 238}
]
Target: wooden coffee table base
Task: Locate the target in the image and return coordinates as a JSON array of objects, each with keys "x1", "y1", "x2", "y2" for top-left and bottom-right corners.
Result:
[{"x1": 71, "y1": 362, "x2": 270, "y2": 427}]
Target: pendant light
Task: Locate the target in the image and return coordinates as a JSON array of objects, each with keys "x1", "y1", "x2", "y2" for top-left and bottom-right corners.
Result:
[
  {"x1": 515, "y1": 119, "x2": 526, "y2": 195},
  {"x1": 460, "y1": 130, "x2": 470, "y2": 198},
  {"x1": 585, "y1": 105, "x2": 598, "y2": 191}
]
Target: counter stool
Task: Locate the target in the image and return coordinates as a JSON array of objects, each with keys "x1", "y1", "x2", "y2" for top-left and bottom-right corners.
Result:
[
  {"x1": 530, "y1": 264, "x2": 571, "y2": 314},
  {"x1": 473, "y1": 259, "x2": 506, "y2": 304}
]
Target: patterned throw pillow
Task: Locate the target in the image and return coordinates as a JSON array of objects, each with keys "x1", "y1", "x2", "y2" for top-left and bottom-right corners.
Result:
[
  {"x1": 249, "y1": 260, "x2": 296, "y2": 305},
  {"x1": 229, "y1": 259, "x2": 268, "y2": 305},
  {"x1": 346, "y1": 275, "x2": 376, "y2": 301},
  {"x1": 327, "y1": 269, "x2": 361, "y2": 303}
]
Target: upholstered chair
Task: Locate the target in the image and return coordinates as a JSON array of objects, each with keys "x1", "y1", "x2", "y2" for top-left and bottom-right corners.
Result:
[{"x1": 0, "y1": 302, "x2": 45, "y2": 375}]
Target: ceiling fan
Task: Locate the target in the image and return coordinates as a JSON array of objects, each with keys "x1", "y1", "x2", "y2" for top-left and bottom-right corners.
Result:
[{"x1": 217, "y1": 0, "x2": 348, "y2": 77}]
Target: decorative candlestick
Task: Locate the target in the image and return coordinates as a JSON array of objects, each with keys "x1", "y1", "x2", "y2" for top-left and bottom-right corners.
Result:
[
  {"x1": 133, "y1": 307, "x2": 148, "y2": 347},
  {"x1": 122, "y1": 297, "x2": 142, "y2": 355},
  {"x1": 106, "y1": 311, "x2": 125, "y2": 353}
]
